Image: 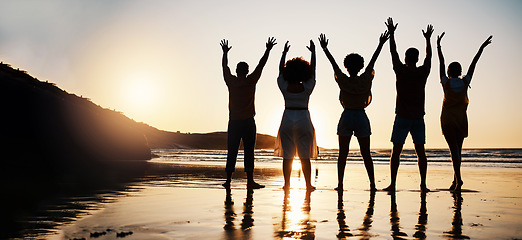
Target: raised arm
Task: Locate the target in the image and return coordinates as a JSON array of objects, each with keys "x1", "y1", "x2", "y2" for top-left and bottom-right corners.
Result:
[
  {"x1": 467, "y1": 35, "x2": 492, "y2": 79},
  {"x1": 279, "y1": 41, "x2": 290, "y2": 73},
  {"x1": 366, "y1": 30, "x2": 390, "y2": 72},
  {"x1": 307, "y1": 40, "x2": 316, "y2": 75},
  {"x1": 436, "y1": 32, "x2": 446, "y2": 80},
  {"x1": 250, "y1": 37, "x2": 277, "y2": 79},
  {"x1": 318, "y1": 33, "x2": 343, "y2": 76},
  {"x1": 220, "y1": 39, "x2": 232, "y2": 78},
  {"x1": 385, "y1": 17, "x2": 401, "y2": 67},
  {"x1": 422, "y1": 24, "x2": 434, "y2": 69}
]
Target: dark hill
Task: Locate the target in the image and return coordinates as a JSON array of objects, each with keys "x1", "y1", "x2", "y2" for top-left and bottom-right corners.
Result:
[
  {"x1": 139, "y1": 127, "x2": 276, "y2": 150},
  {"x1": 0, "y1": 62, "x2": 276, "y2": 238},
  {"x1": 0, "y1": 62, "x2": 152, "y2": 162},
  {"x1": 0, "y1": 62, "x2": 276, "y2": 161}
]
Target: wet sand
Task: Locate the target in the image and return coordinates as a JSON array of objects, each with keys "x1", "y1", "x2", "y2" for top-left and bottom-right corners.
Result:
[{"x1": 46, "y1": 161, "x2": 522, "y2": 239}]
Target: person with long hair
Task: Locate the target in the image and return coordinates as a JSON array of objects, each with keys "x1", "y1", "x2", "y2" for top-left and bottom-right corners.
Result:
[
  {"x1": 274, "y1": 40, "x2": 317, "y2": 191},
  {"x1": 437, "y1": 33, "x2": 492, "y2": 191}
]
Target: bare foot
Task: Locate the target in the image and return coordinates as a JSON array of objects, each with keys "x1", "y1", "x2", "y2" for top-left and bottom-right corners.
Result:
[
  {"x1": 334, "y1": 184, "x2": 343, "y2": 191},
  {"x1": 450, "y1": 180, "x2": 463, "y2": 192},
  {"x1": 383, "y1": 185, "x2": 395, "y2": 192},
  {"x1": 222, "y1": 181, "x2": 231, "y2": 189},
  {"x1": 307, "y1": 185, "x2": 316, "y2": 191},
  {"x1": 449, "y1": 180, "x2": 457, "y2": 191},
  {"x1": 420, "y1": 184, "x2": 430, "y2": 192},
  {"x1": 247, "y1": 182, "x2": 265, "y2": 189}
]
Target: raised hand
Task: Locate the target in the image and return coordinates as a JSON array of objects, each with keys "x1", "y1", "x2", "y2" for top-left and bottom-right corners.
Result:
[
  {"x1": 437, "y1": 32, "x2": 445, "y2": 47},
  {"x1": 266, "y1": 37, "x2": 277, "y2": 50},
  {"x1": 220, "y1": 39, "x2": 231, "y2": 53},
  {"x1": 385, "y1": 17, "x2": 398, "y2": 33},
  {"x1": 481, "y1": 35, "x2": 493, "y2": 49},
  {"x1": 318, "y1": 33, "x2": 329, "y2": 49},
  {"x1": 283, "y1": 41, "x2": 290, "y2": 53},
  {"x1": 422, "y1": 24, "x2": 434, "y2": 39},
  {"x1": 307, "y1": 39, "x2": 315, "y2": 52},
  {"x1": 380, "y1": 30, "x2": 390, "y2": 44}
]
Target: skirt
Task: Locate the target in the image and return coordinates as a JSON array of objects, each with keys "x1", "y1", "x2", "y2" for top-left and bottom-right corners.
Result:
[{"x1": 274, "y1": 109, "x2": 318, "y2": 159}]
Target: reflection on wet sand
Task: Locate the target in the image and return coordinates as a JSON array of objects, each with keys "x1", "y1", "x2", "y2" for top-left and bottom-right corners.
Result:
[
  {"x1": 224, "y1": 188, "x2": 236, "y2": 232},
  {"x1": 389, "y1": 192, "x2": 408, "y2": 239},
  {"x1": 413, "y1": 192, "x2": 428, "y2": 239},
  {"x1": 274, "y1": 189, "x2": 315, "y2": 239},
  {"x1": 223, "y1": 189, "x2": 256, "y2": 240},
  {"x1": 356, "y1": 190, "x2": 376, "y2": 239},
  {"x1": 336, "y1": 190, "x2": 376, "y2": 239},
  {"x1": 336, "y1": 191, "x2": 352, "y2": 238},
  {"x1": 443, "y1": 192, "x2": 469, "y2": 239}
]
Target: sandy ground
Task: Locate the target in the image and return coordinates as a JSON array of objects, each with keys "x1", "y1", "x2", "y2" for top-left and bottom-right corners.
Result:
[{"x1": 51, "y1": 161, "x2": 522, "y2": 240}]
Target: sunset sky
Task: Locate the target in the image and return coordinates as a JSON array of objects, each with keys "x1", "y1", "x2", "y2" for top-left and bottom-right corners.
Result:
[{"x1": 1, "y1": 0, "x2": 521, "y2": 149}]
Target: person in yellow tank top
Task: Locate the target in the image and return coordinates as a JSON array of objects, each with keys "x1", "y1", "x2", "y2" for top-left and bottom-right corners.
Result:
[{"x1": 437, "y1": 32, "x2": 492, "y2": 192}]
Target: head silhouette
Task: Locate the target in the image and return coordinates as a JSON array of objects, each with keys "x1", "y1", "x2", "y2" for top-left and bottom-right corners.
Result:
[
  {"x1": 344, "y1": 53, "x2": 364, "y2": 75},
  {"x1": 236, "y1": 62, "x2": 249, "y2": 76},
  {"x1": 448, "y1": 62, "x2": 462, "y2": 78},
  {"x1": 283, "y1": 57, "x2": 312, "y2": 84},
  {"x1": 405, "y1": 48, "x2": 419, "y2": 66}
]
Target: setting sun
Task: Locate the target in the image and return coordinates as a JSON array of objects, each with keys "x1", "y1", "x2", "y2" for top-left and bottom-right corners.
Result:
[{"x1": 120, "y1": 72, "x2": 159, "y2": 118}]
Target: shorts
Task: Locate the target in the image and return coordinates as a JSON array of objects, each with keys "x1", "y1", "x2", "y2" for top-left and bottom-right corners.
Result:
[
  {"x1": 391, "y1": 115, "x2": 425, "y2": 144},
  {"x1": 337, "y1": 109, "x2": 371, "y2": 138}
]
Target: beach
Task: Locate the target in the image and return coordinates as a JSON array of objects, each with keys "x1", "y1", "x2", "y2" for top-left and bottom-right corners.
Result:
[{"x1": 12, "y1": 149, "x2": 517, "y2": 240}]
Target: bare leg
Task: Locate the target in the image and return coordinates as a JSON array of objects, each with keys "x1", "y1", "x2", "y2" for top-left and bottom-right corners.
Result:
[
  {"x1": 301, "y1": 158, "x2": 315, "y2": 191},
  {"x1": 282, "y1": 158, "x2": 293, "y2": 190},
  {"x1": 246, "y1": 172, "x2": 264, "y2": 189},
  {"x1": 415, "y1": 144, "x2": 429, "y2": 192},
  {"x1": 358, "y1": 136, "x2": 376, "y2": 191},
  {"x1": 223, "y1": 171, "x2": 233, "y2": 189},
  {"x1": 384, "y1": 143, "x2": 403, "y2": 192},
  {"x1": 444, "y1": 134, "x2": 464, "y2": 191},
  {"x1": 336, "y1": 135, "x2": 351, "y2": 191}
]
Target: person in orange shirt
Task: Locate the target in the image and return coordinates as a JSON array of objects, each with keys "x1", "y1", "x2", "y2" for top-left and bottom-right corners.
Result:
[{"x1": 220, "y1": 37, "x2": 276, "y2": 189}]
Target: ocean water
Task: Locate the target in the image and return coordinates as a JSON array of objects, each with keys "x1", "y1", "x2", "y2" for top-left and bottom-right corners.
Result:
[{"x1": 152, "y1": 148, "x2": 522, "y2": 168}]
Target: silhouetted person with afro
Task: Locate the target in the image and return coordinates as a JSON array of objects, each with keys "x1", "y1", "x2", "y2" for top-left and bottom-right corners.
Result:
[
  {"x1": 274, "y1": 40, "x2": 317, "y2": 191},
  {"x1": 220, "y1": 37, "x2": 277, "y2": 189},
  {"x1": 318, "y1": 31, "x2": 389, "y2": 191}
]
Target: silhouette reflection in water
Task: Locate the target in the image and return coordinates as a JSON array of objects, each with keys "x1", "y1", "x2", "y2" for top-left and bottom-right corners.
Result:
[
  {"x1": 356, "y1": 190, "x2": 376, "y2": 239},
  {"x1": 336, "y1": 190, "x2": 352, "y2": 238},
  {"x1": 275, "y1": 189, "x2": 315, "y2": 239},
  {"x1": 389, "y1": 192, "x2": 408, "y2": 239},
  {"x1": 413, "y1": 192, "x2": 428, "y2": 239},
  {"x1": 223, "y1": 189, "x2": 255, "y2": 239},
  {"x1": 241, "y1": 189, "x2": 255, "y2": 230},
  {"x1": 443, "y1": 192, "x2": 469, "y2": 239},
  {"x1": 223, "y1": 188, "x2": 236, "y2": 232}
]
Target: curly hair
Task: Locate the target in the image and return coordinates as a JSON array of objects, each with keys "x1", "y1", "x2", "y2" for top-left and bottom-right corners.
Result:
[
  {"x1": 283, "y1": 57, "x2": 312, "y2": 83},
  {"x1": 343, "y1": 53, "x2": 364, "y2": 73}
]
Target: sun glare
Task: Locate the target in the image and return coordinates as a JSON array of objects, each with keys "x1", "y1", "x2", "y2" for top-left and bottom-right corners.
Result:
[{"x1": 122, "y1": 73, "x2": 158, "y2": 115}]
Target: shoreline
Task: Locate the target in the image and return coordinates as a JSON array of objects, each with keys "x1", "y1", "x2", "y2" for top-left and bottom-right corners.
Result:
[{"x1": 31, "y1": 161, "x2": 521, "y2": 240}]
